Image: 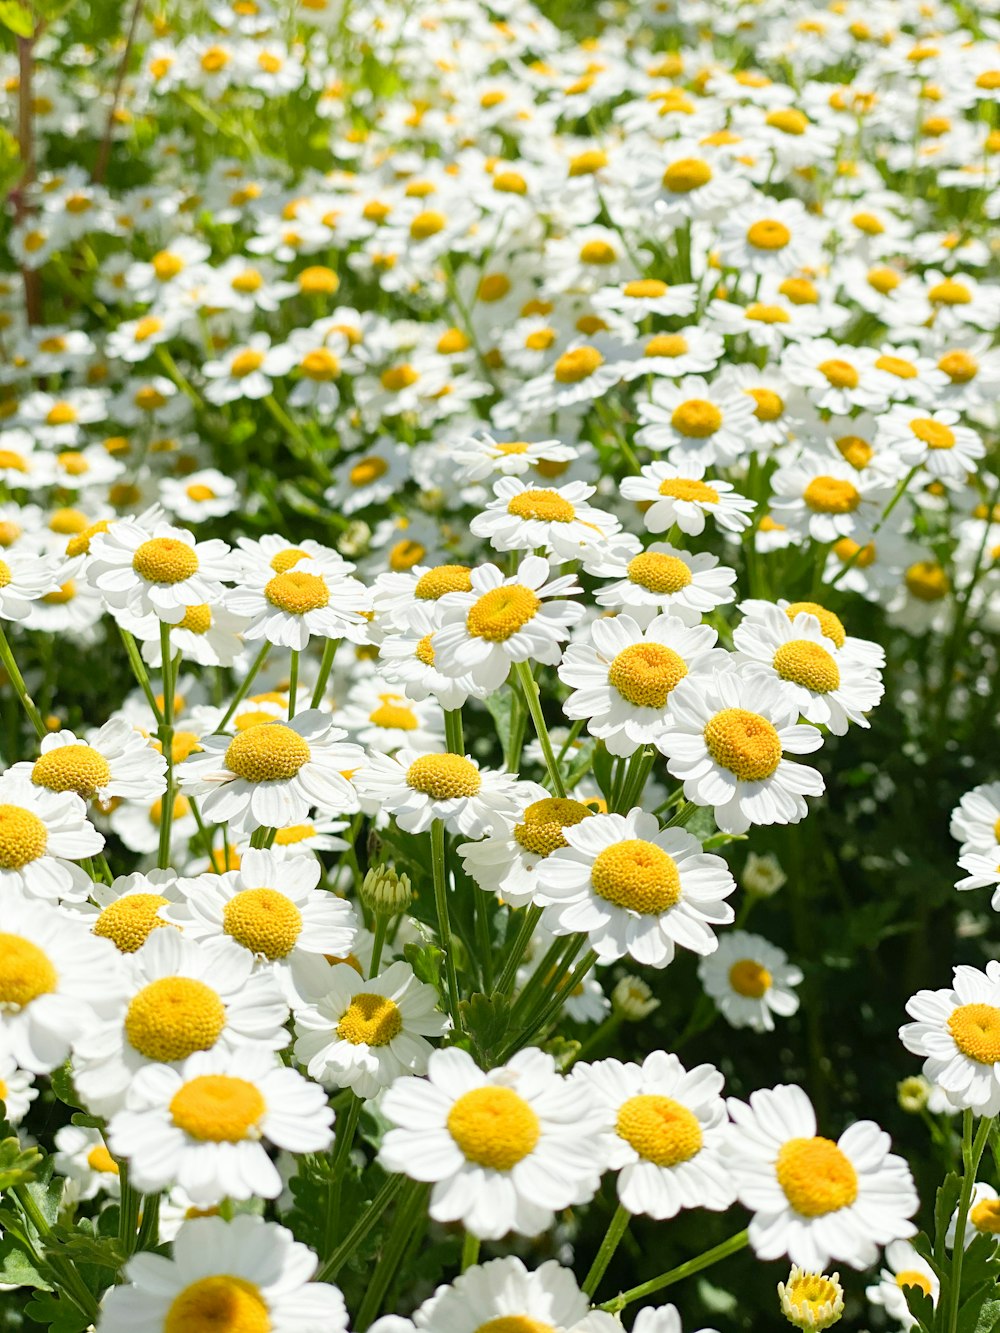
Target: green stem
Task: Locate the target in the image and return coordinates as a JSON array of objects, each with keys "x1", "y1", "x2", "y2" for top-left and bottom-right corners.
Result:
[
  {"x1": 461, "y1": 1230, "x2": 481, "y2": 1272},
  {"x1": 118, "y1": 1163, "x2": 142, "y2": 1256},
  {"x1": 287, "y1": 649, "x2": 299, "y2": 719},
  {"x1": 354, "y1": 1180, "x2": 428, "y2": 1330},
  {"x1": 118, "y1": 626, "x2": 163, "y2": 723},
  {"x1": 583, "y1": 1202, "x2": 631, "y2": 1296},
  {"x1": 316, "y1": 1173, "x2": 403, "y2": 1282},
  {"x1": 664, "y1": 799, "x2": 699, "y2": 828},
  {"x1": 0, "y1": 623, "x2": 46, "y2": 738},
  {"x1": 136, "y1": 1189, "x2": 160, "y2": 1251},
  {"x1": 599, "y1": 1229, "x2": 750, "y2": 1313},
  {"x1": 444, "y1": 707, "x2": 464, "y2": 755},
  {"x1": 324, "y1": 1093, "x2": 363, "y2": 1256},
  {"x1": 369, "y1": 915, "x2": 389, "y2": 977},
  {"x1": 948, "y1": 1112, "x2": 993, "y2": 1333},
  {"x1": 13, "y1": 1184, "x2": 98, "y2": 1321},
  {"x1": 495, "y1": 905, "x2": 543, "y2": 995},
  {"x1": 215, "y1": 641, "x2": 270, "y2": 732},
  {"x1": 514, "y1": 660, "x2": 566, "y2": 797},
  {"x1": 830, "y1": 465, "x2": 919, "y2": 588},
  {"x1": 556, "y1": 717, "x2": 585, "y2": 766},
  {"x1": 157, "y1": 623, "x2": 176, "y2": 871},
  {"x1": 431, "y1": 819, "x2": 464, "y2": 1034},
  {"x1": 311, "y1": 637, "x2": 339, "y2": 707},
  {"x1": 510, "y1": 947, "x2": 597, "y2": 1055}
]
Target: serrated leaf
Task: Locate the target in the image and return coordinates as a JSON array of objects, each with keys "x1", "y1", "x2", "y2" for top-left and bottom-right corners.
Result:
[
  {"x1": 49, "y1": 1226, "x2": 124, "y2": 1270},
  {"x1": 403, "y1": 939, "x2": 443, "y2": 988},
  {"x1": 0, "y1": 1136, "x2": 42, "y2": 1192},
  {"x1": 902, "y1": 1280, "x2": 934, "y2": 1332},
  {"x1": 0, "y1": 1231, "x2": 51, "y2": 1290},
  {"x1": 461, "y1": 992, "x2": 510, "y2": 1063},
  {"x1": 934, "y1": 1173, "x2": 963, "y2": 1265},
  {"x1": 973, "y1": 1298, "x2": 1000, "y2": 1333},
  {"x1": 0, "y1": 0, "x2": 35, "y2": 36},
  {"x1": 50, "y1": 1063, "x2": 85, "y2": 1112},
  {"x1": 23, "y1": 1290, "x2": 92, "y2": 1333}
]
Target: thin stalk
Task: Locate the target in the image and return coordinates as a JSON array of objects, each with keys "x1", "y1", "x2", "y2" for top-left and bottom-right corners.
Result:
[
  {"x1": 214, "y1": 641, "x2": 270, "y2": 731},
  {"x1": 118, "y1": 626, "x2": 163, "y2": 723},
  {"x1": 431, "y1": 820, "x2": 464, "y2": 1034},
  {"x1": 948, "y1": 1112, "x2": 993, "y2": 1333},
  {"x1": 287, "y1": 649, "x2": 299, "y2": 719},
  {"x1": 507, "y1": 947, "x2": 597, "y2": 1057},
  {"x1": 156, "y1": 623, "x2": 176, "y2": 870},
  {"x1": 599, "y1": 1229, "x2": 750, "y2": 1313},
  {"x1": 495, "y1": 905, "x2": 543, "y2": 995},
  {"x1": 461, "y1": 1230, "x2": 481, "y2": 1272},
  {"x1": 0, "y1": 624, "x2": 46, "y2": 739},
  {"x1": 316, "y1": 1172, "x2": 404, "y2": 1281},
  {"x1": 118, "y1": 1163, "x2": 142, "y2": 1256},
  {"x1": 14, "y1": 1184, "x2": 98, "y2": 1321},
  {"x1": 354, "y1": 1180, "x2": 428, "y2": 1330},
  {"x1": 514, "y1": 660, "x2": 566, "y2": 797},
  {"x1": 311, "y1": 637, "x2": 339, "y2": 707},
  {"x1": 830, "y1": 465, "x2": 919, "y2": 588},
  {"x1": 369, "y1": 915, "x2": 390, "y2": 977},
  {"x1": 93, "y1": 0, "x2": 143, "y2": 183},
  {"x1": 444, "y1": 707, "x2": 464, "y2": 755},
  {"x1": 324, "y1": 1093, "x2": 363, "y2": 1256},
  {"x1": 136, "y1": 1189, "x2": 160, "y2": 1251},
  {"x1": 583, "y1": 1202, "x2": 631, "y2": 1296},
  {"x1": 664, "y1": 799, "x2": 699, "y2": 828}
]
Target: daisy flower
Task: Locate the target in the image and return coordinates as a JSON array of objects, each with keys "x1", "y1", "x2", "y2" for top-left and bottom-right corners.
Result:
[
  {"x1": 577, "y1": 1050, "x2": 735, "y2": 1219},
  {"x1": 0, "y1": 774, "x2": 104, "y2": 903},
  {"x1": 378, "y1": 1046, "x2": 603, "y2": 1240},
  {"x1": 291, "y1": 959, "x2": 449, "y2": 1098},
  {"x1": 471, "y1": 477, "x2": 621, "y2": 560},
  {"x1": 733, "y1": 603, "x2": 884, "y2": 735},
  {"x1": 449, "y1": 432, "x2": 580, "y2": 484},
  {"x1": 725, "y1": 1083, "x2": 918, "y2": 1269},
  {"x1": 769, "y1": 457, "x2": 891, "y2": 544},
  {"x1": 53, "y1": 1124, "x2": 121, "y2": 1202},
  {"x1": 372, "y1": 562, "x2": 474, "y2": 633},
  {"x1": 946, "y1": 1182, "x2": 1000, "y2": 1248},
  {"x1": 0, "y1": 895, "x2": 125, "y2": 1074},
  {"x1": 558, "y1": 613, "x2": 725, "y2": 755},
  {"x1": 227, "y1": 556, "x2": 372, "y2": 650},
  {"x1": 532, "y1": 808, "x2": 736, "y2": 967},
  {"x1": 591, "y1": 539, "x2": 737, "y2": 627},
  {"x1": 107, "y1": 1046, "x2": 333, "y2": 1204},
  {"x1": 0, "y1": 546, "x2": 62, "y2": 620},
  {"x1": 900, "y1": 963, "x2": 1000, "y2": 1115},
  {"x1": 717, "y1": 197, "x2": 820, "y2": 275},
  {"x1": 87, "y1": 517, "x2": 232, "y2": 624},
  {"x1": 324, "y1": 443, "x2": 410, "y2": 516},
  {"x1": 98, "y1": 1214, "x2": 348, "y2": 1333},
  {"x1": 73, "y1": 930, "x2": 289, "y2": 1117},
  {"x1": 738, "y1": 596, "x2": 885, "y2": 668},
  {"x1": 338, "y1": 681, "x2": 444, "y2": 754},
  {"x1": 631, "y1": 1306, "x2": 718, "y2": 1333},
  {"x1": 431, "y1": 555, "x2": 583, "y2": 692},
  {"x1": 635, "y1": 375, "x2": 759, "y2": 468},
  {"x1": 955, "y1": 849, "x2": 1000, "y2": 907},
  {"x1": 658, "y1": 670, "x2": 825, "y2": 835},
  {"x1": 507, "y1": 341, "x2": 622, "y2": 419},
  {"x1": 358, "y1": 748, "x2": 525, "y2": 837},
  {"x1": 950, "y1": 782, "x2": 1000, "y2": 854},
  {"x1": 593, "y1": 277, "x2": 697, "y2": 321},
  {"x1": 159, "y1": 469, "x2": 241, "y2": 523},
  {"x1": 167, "y1": 847, "x2": 358, "y2": 971},
  {"x1": 865, "y1": 1240, "x2": 938, "y2": 1329},
  {"x1": 876, "y1": 407, "x2": 985, "y2": 483},
  {"x1": 0, "y1": 1049, "x2": 38, "y2": 1124},
  {"x1": 778, "y1": 1268, "x2": 845, "y2": 1332},
  {"x1": 71, "y1": 869, "x2": 182, "y2": 957},
  {"x1": 782, "y1": 341, "x2": 890, "y2": 414},
  {"x1": 202, "y1": 334, "x2": 294, "y2": 405},
  {"x1": 697, "y1": 930, "x2": 803, "y2": 1032},
  {"x1": 177, "y1": 711, "x2": 363, "y2": 833},
  {"x1": 377, "y1": 607, "x2": 487, "y2": 712},
  {"x1": 617, "y1": 327, "x2": 724, "y2": 381},
  {"x1": 620, "y1": 462, "x2": 756, "y2": 536},
  {"x1": 11, "y1": 718, "x2": 166, "y2": 804}
]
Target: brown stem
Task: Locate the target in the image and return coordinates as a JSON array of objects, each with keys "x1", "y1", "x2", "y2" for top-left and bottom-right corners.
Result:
[
  {"x1": 15, "y1": 33, "x2": 42, "y2": 325},
  {"x1": 93, "y1": 0, "x2": 144, "y2": 184}
]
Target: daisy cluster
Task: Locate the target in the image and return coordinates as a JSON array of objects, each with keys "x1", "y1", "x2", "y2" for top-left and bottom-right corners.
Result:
[{"x1": 1, "y1": 0, "x2": 999, "y2": 1327}]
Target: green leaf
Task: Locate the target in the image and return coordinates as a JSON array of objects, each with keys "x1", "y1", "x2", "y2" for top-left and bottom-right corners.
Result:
[
  {"x1": 973, "y1": 1299, "x2": 1000, "y2": 1333},
  {"x1": 0, "y1": 0, "x2": 35, "y2": 36},
  {"x1": 0, "y1": 127, "x2": 20, "y2": 198},
  {"x1": 0, "y1": 1231, "x2": 51, "y2": 1290},
  {"x1": 50, "y1": 1063, "x2": 85, "y2": 1112},
  {"x1": 23, "y1": 1290, "x2": 92, "y2": 1333},
  {"x1": 934, "y1": 1173, "x2": 963, "y2": 1265},
  {"x1": 403, "y1": 939, "x2": 443, "y2": 989},
  {"x1": 483, "y1": 687, "x2": 513, "y2": 757},
  {"x1": 461, "y1": 992, "x2": 510, "y2": 1063},
  {"x1": 0, "y1": 1136, "x2": 42, "y2": 1192},
  {"x1": 902, "y1": 1281, "x2": 934, "y2": 1333},
  {"x1": 49, "y1": 1226, "x2": 125, "y2": 1270}
]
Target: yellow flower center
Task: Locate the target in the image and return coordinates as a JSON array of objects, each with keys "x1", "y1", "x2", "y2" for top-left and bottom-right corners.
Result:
[
  {"x1": 447, "y1": 1086, "x2": 540, "y2": 1170},
  {"x1": 910, "y1": 417, "x2": 955, "y2": 449},
  {"x1": 46, "y1": 402, "x2": 78, "y2": 426},
  {"x1": 410, "y1": 210, "x2": 446, "y2": 240},
  {"x1": 153, "y1": 250, "x2": 184, "y2": 281},
  {"x1": 626, "y1": 552, "x2": 692, "y2": 596},
  {"x1": 164, "y1": 1276, "x2": 270, "y2": 1333},
  {"x1": 896, "y1": 1271, "x2": 933, "y2": 1296},
  {"x1": 87, "y1": 1145, "x2": 119, "y2": 1174},
  {"x1": 874, "y1": 355, "x2": 916, "y2": 381},
  {"x1": 658, "y1": 481, "x2": 721, "y2": 511},
  {"x1": 568, "y1": 149, "x2": 608, "y2": 176},
  {"x1": 406, "y1": 753, "x2": 481, "y2": 800},
  {"x1": 223, "y1": 888, "x2": 302, "y2": 960},
  {"x1": 948, "y1": 1003, "x2": 1000, "y2": 1063},
  {"x1": 178, "y1": 605, "x2": 211, "y2": 635},
  {"x1": 773, "y1": 640, "x2": 840, "y2": 693},
  {"x1": 616, "y1": 1094, "x2": 703, "y2": 1165},
  {"x1": 132, "y1": 537, "x2": 199, "y2": 584},
  {"x1": 507, "y1": 489, "x2": 575, "y2": 523},
  {"x1": 94, "y1": 894, "x2": 172, "y2": 953},
  {"x1": 349, "y1": 456, "x2": 389, "y2": 487},
  {"x1": 413, "y1": 564, "x2": 472, "y2": 600},
  {"x1": 938, "y1": 349, "x2": 978, "y2": 383},
  {"x1": 868, "y1": 267, "x2": 901, "y2": 294},
  {"x1": 671, "y1": 399, "x2": 722, "y2": 438},
  {"x1": 766, "y1": 107, "x2": 809, "y2": 134},
  {"x1": 803, "y1": 476, "x2": 861, "y2": 514},
  {"x1": 817, "y1": 358, "x2": 859, "y2": 390},
  {"x1": 905, "y1": 561, "x2": 950, "y2": 602},
  {"x1": 0, "y1": 805, "x2": 47, "y2": 869},
  {"x1": 230, "y1": 349, "x2": 265, "y2": 377},
  {"x1": 337, "y1": 993, "x2": 404, "y2": 1045},
  {"x1": 298, "y1": 266, "x2": 340, "y2": 295},
  {"x1": 852, "y1": 211, "x2": 884, "y2": 235},
  {"x1": 32, "y1": 745, "x2": 111, "y2": 799},
  {"x1": 41, "y1": 580, "x2": 77, "y2": 605},
  {"x1": 729, "y1": 959, "x2": 772, "y2": 997},
  {"x1": 514, "y1": 797, "x2": 594, "y2": 857},
  {"x1": 624, "y1": 278, "x2": 668, "y2": 298},
  {"x1": 745, "y1": 303, "x2": 790, "y2": 326},
  {"x1": 185, "y1": 484, "x2": 216, "y2": 503},
  {"x1": 125, "y1": 977, "x2": 227, "y2": 1062},
  {"x1": 133, "y1": 315, "x2": 163, "y2": 342},
  {"x1": 835, "y1": 434, "x2": 874, "y2": 470},
  {"x1": 415, "y1": 634, "x2": 436, "y2": 665},
  {"x1": 67, "y1": 519, "x2": 110, "y2": 557},
  {"x1": 301, "y1": 348, "x2": 341, "y2": 381},
  {"x1": 971, "y1": 1199, "x2": 1000, "y2": 1233},
  {"x1": 475, "y1": 1320, "x2": 555, "y2": 1333},
  {"x1": 150, "y1": 794, "x2": 191, "y2": 825},
  {"x1": 929, "y1": 279, "x2": 971, "y2": 306},
  {"x1": 747, "y1": 219, "x2": 791, "y2": 250},
  {"x1": 776, "y1": 1137, "x2": 858, "y2": 1216},
  {"x1": 608, "y1": 642, "x2": 688, "y2": 708},
  {"x1": 466, "y1": 585, "x2": 541, "y2": 641},
  {"x1": 477, "y1": 273, "x2": 512, "y2": 303},
  {"x1": 170, "y1": 1074, "x2": 266, "y2": 1141},
  {"x1": 553, "y1": 347, "x2": 603, "y2": 383},
  {"x1": 493, "y1": 172, "x2": 528, "y2": 195},
  {"x1": 662, "y1": 158, "x2": 712, "y2": 192},
  {"x1": 224, "y1": 723, "x2": 310, "y2": 783},
  {"x1": 645, "y1": 334, "x2": 688, "y2": 357},
  {"x1": 0, "y1": 450, "x2": 27, "y2": 472},
  {"x1": 591, "y1": 840, "x2": 681, "y2": 913},
  {"x1": 785, "y1": 602, "x2": 846, "y2": 648},
  {"x1": 704, "y1": 708, "x2": 782, "y2": 782},
  {"x1": 579, "y1": 240, "x2": 617, "y2": 265},
  {"x1": 380, "y1": 363, "x2": 419, "y2": 392},
  {"x1": 785, "y1": 1272, "x2": 842, "y2": 1315},
  {"x1": 265, "y1": 570, "x2": 330, "y2": 614},
  {"x1": 231, "y1": 267, "x2": 263, "y2": 293},
  {"x1": 0, "y1": 934, "x2": 57, "y2": 1008}
]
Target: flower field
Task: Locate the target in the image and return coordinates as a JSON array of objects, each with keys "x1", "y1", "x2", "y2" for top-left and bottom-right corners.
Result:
[{"x1": 1, "y1": 0, "x2": 1000, "y2": 1328}]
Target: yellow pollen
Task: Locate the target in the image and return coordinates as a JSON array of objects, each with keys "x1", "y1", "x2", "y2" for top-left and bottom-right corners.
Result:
[
  {"x1": 514, "y1": 797, "x2": 594, "y2": 857},
  {"x1": 766, "y1": 107, "x2": 809, "y2": 135},
  {"x1": 153, "y1": 250, "x2": 184, "y2": 281},
  {"x1": 185, "y1": 484, "x2": 216, "y2": 502},
  {"x1": 390, "y1": 540, "x2": 425, "y2": 572},
  {"x1": 671, "y1": 399, "x2": 722, "y2": 438},
  {"x1": 415, "y1": 634, "x2": 436, "y2": 666},
  {"x1": 270, "y1": 547, "x2": 308, "y2": 574},
  {"x1": 896, "y1": 1271, "x2": 933, "y2": 1296},
  {"x1": 591, "y1": 840, "x2": 681, "y2": 914},
  {"x1": 868, "y1": 267, "x2": 901, "y2": 294},
  {"x1": 624, "y1": 279, "x2": 668, "y2": 298},
  {"x1": 704, "y1": 708, "x2": 782, "y2": 782},
  {"x1": 905, "y1": 561, "x2": 949, "y2": 602},
  {"x1": 568, "y1": 149, "x2": 608, "y2": 176},
  {"x1": 150, "y1": 794, "x2": 190, "y2": 826},
  {"x1": 337, "y1": 993, "x2": 404, "y2": 1045},
  {"x1": 773, "y1": 640, "x2": 840, "y2": 693},
  {"x1": 817, "y1": 358, "x2": 859, "y2": 390},
  {"x1": 627, "y1": 552, "x2": 693, "y2": 596},
  {"x1": 910, "y1": 418, "x2": 955, "y2": 449},
  {"x1": 507, "y1": 489, "x2": 575, "y2": 523},
  {"x1": 803, "y1": 476, "x2": 861, "y2": 514},
  {"x1": 0, "y1": 521, "x2": 19, "y2": 546},
  {"x1": 406, "y1": 753, "x2": 481, "y2": 800},
  {"x1": 224, "y1": 724, "x2": 310, "y2": 783},
  {"x1": 466, "y1": 584, "x2": 541, "y2": 641},
  {"x1": 32, "y1": 745, "x2": 111, "y2": 799},
  {"x1": 938, "y1": 350, "x2": 978, "y2": 383},
  {"x1": 948, "y1": 1003, "x2": 1000, "y2": 1063},
  {"x1": 409, "y1": 210, "x2": 446, "y2": 240},
  {"x1": 0, "y1": 934, "x2": 57, "y2": 1008},
  {"x1": 662, "y1": 158, "x2": 712, "y2": 192},
  {"x1": 164, "y1": 1275, "x2": 270, "y2": 1333},
  {"x1": 929, "y1": 279, "x2": 971, "y2": 306},
  {"x1": 616, "y1": 1094, "x2": 703, "y2": 1165},
  {"x1": 125, "y1": 977, "x2": 226, "y2": 1062},
  {"x1": 0, "y1": 805, "x2": 47, "y2": 869},
  {"x1": 94, "y1": 894, "x2": 172, "y2": 953},
  {"x1": 133, "y1": 387, "x2": 167, "y2": 412},
  {"x1": 230, "y1": 350, "x2": 265, "y2": 377},
  {"x1": 369, "y1": 697, "x2": 420, "y2": 730},
  {"x1": 49, "y1": 508, "x2": 89, "y2": 535},
  {"x1": 835, "y1": 434, "x2": 874, "y2": 470},
  {"x1": 0, "y1": 450, "x2": 26, "y2": 472},
  {"x1": 776, "y1": 1137, "x2": 858, "y2": 1216},
  {"x1": 179, "y1": 605, "x2": 211, "y2": 634},
  {"x1": 87, "y1": 1145, "x2": 119, "y2": 1174},
  {"x1": 729, "y1": 959, "x2": 772, "y2": 997},
  {"x1": 657, "y1": 480, "x2": 721, "y2": 510},
  {"x1": 438, "y1": 328, "x2": 470, "y2": 354},
  {"x1": 780, "y1": 277, "x2": 818, "y2": 305},
  {"x1": 231, "y1": 267, "x2": 263, "y2": 293},
  {"x1": 477, "y1": 274, "x2": 512, "y2": 303},
  {"x1": 785, "y1": 602, "x2": 846, "y2": 648},
  {"x1": 475, "y1": 1320, "x2": 555, "y2": 1333},
  {"x1": 493, "y1": 172, "x2": 528, "y2": 194},
  {"x1": 747, "y1": 219, "x2": 791, "y2": 250},
  {"x1": 745, "y1": 303, "x2": 790, "y2": 325},
  {"x1": 301, "y1": 348, "x2": 340, "y2": 381},
  {"x1": 199, "y1": 45, "x2": 230, "y2": 72},
  {"x1": 971, "y1": 1199, "x2": 1000, "y2": 1233},
  {"x1": 977, "y1": 70, "x2": 1000, "y2": 90},
  {"x1": 347, "y1": 456, "x2": 389, "y2": 489},
  {"x1": 645, "y1": 334, "x2": 688, "y2": 357},
  {"x1": 576, "y1": 315, "x2": 608, "y2": 336},
  {"x1": 447, "y1": 1086, "x2": 540, "y2": 1170},
  {"x1": 41, "y1": 580, "x2": 76, "y2": 605},
  {"x1": 380, "y1": 363, "x2": 419, "y2": 392},
  {"x1": 553, "y1": 346, "x2": 603, "y2": 384},
  {"x1": 223, "y1": 888, "x2": 301, "y2": 959},
  {"x1": 852, "y1": 211, "x2": 885, "y2": 235},
  {"x1": 609, "y1": 642, "x2": 688, "y2": 708},
  {"x1": 298, "y1": 266, "x2": 340, "y2": 295},
  {"x1": 579, "y1": 240, "x2": 617, "y2": 265},
  {"x1": 170, "y1": 1074, "x2": 266, "y2": 1142},
  {"x1": 265, "y1": 571, "x2": 329, "y2": 614},
  {"x1": 273, "y1": 824, "x2": 313, "y2": 846},
  {"x1": 784, "y1": 1271, "x2": 843, "y2": 1317},
  {"x1": 132, "y1": 537, "x2": 198, "y2": 584},
  {"x1": 45, "y1": 402, "x2": 77, "y2": 426}
]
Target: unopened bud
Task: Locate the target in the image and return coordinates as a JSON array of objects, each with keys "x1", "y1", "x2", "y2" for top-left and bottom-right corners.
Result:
[
  {"x1": 898, "y1": 1075, "x2": 930, "y2": 1114},
  {"x1": 612, "y1": 975, "x2": 659, "y2": 1020},
  {"x1": 360, "y1": 864, "x2": 412, "y2": 917},
  {"x1": 778, "y1": 1266, "x2": 844, "y2": 1330},
  {"x1": 743, "y1": 851, "x2": 787, "y2": 898},
  {"x1": 338, "y1": 520, "x2": 370, "y2": 557}
]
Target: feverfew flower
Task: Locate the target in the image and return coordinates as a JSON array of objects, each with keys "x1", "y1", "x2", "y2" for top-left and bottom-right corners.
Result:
[
  {"x1": 0, "y1": 774, "x2": 104, "y2": 903},
  {"x1": 358, "y1": 749, "x2": 525, "y2": 837},
  {"x1": 698, "y1": 930, "x2": 802, "y2": 1032},
  {"x1": 900, "y1": 963, "x2": 1000, "y2": 1115},
  {"x1": 471, "y1": 477, "x2": 621, "y2": 559},
  {"x1": 621, "y1": 462, "x2": 755, "y2": 536}
]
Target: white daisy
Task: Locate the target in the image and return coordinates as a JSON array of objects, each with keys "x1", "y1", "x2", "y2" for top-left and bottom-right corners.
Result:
[
  {"x1": 471, "y1": 477, "x2": 621, "y2": 560},
  {"x1": 87, "y1": 517, "x2": 232, "y2": 624},
  {"x1": 0, "y1": 546, "x2": 63, "y2": 620},
  {"x1": 358, "y1": 748, "x2": 525, "y2": 837},
  {"x1": 769, "y1": 456, "x2": 892, "y2": 544},
  {"x1": 53, "y1": 1124, "x2": 122, "y2": 1202},
  {"x1": 620, "y1": 462, "x2": 755, "y2": 536},
  {"x1": 0, "y1": 774, "x2": 104, "y2": 903},
  {"x1": 10, "y1": 718, "x2": 166, "y2": 804},
  {"x1": 900, "y1": 963, "x2": 1000, "y2": 1115},
  {"x1": 635, "y1": 375, "x2": 760, "y2": 469},
  {"x1": 590, "y1": 538, "x2": 737, "y2": 626},
  {"x1": 0, "y1": 1049, "x2": 37, "y2": 1124},
  {"x1": 946, "y1": 1182, "x2": 1000, "y2": 1248},
  {"x1": 372, "y1": 562, "x2": 474, "y2": 633},
  {"x1": 876, "y1": 406, "x2": 985, "y2": 483},
  {"x1": 697, "y1": 930, "x2": 802, "y2": 1032},
  {"x1": 377, "y1": 606, "x2": 489, "y2": 711},
  {"x1": 865, "y1": 1239, "x2": 938, "y2": 1329},
  {"x1": 227, "y1": 556, "x2": 371, "y2": 651},
  {"x1": 951, "y1": 782, "x2": 1000, "y2": 854},
  {"x1": 782, "y1": 341, "x2": 891, "y2": 414}
]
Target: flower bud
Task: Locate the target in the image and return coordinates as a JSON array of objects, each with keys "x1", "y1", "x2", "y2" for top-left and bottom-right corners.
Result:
[
  {"x1": 897, "y1": 1075, "x2": 930, "y2": 1114},
  {"x1": 338, "y1": 520, "x2": 370, "y2": 557},
  {"x1": 778, "y1": 1266, "x2": 844, "y2": 1330},
  {"x1": 743, "y1": 851, "x2": 787, "y2": 897},
  {"x1": 360, "y1": 864, "x2": 412, "y2": 917},
  {"x1": 612, "y1": 975, "x2": 659, "y2": 1020}
]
